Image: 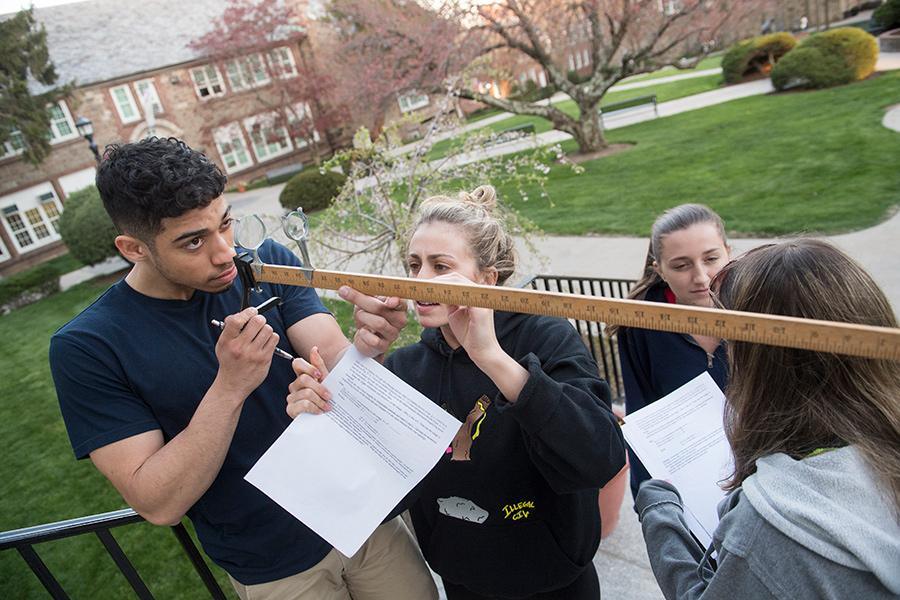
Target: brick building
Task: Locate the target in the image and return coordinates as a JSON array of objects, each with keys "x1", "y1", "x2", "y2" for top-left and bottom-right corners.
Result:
[{"x1": 0, "y1": 0, "x2": 340, "y2": 276}]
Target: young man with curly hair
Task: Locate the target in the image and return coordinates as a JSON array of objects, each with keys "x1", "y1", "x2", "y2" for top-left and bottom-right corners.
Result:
[{"x1": 49, "y1": 137, "x2": 437, "y2": 599}]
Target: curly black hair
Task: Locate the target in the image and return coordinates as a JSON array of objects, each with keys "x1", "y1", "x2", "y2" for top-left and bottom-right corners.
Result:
[{"x1": 96, "y1": 137, "x2": 227, "y2": 242}]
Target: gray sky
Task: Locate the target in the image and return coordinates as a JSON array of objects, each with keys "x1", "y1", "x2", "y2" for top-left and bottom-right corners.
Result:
[{"x1": 1, "y1": 0, "x2": 87, "y2": 15}]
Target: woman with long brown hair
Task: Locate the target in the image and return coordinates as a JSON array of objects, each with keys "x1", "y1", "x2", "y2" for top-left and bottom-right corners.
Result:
[{"x1": 636, "y1": 239, "x2": 900, "y2": 599}]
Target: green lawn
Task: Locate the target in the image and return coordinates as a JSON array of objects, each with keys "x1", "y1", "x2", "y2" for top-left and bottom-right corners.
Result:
[
  {"x1": 461, "y1": 54, "x2": 723, "y2": 126},
  {"x1": 498, "y1": 71, "x2": 900, "y2": 236},
  {"x1": 429, "y1": 73, "x2": 726, "y2": 159},
  {"x1": 618, "y1": 54, "x2": 721, "y2": 84},
  {"x1": 0, "y1": 281, "x2": 420, "y2": 599}
]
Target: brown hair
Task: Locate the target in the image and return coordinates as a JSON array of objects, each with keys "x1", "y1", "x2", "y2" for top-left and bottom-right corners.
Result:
[
  {"x1": 408, "y1": 185, "x2": 517, "y2": 285},
  {"x1": 715, "y1": 239, "x2": 900, "y2": 509},
  {"x1": 607, "y1": 203, "x2": 727, "y2": 336}
]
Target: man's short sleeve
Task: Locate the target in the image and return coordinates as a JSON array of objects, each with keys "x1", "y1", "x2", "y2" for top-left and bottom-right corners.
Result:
[
  {"x1": 50, "y1": 333, "x2": 159, "y2": 459},
  {"x1": 259, "y1": 240, "x2": 329, "y2": 328}
]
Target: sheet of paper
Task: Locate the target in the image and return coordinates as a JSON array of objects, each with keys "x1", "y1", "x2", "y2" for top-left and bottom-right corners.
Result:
[
  {"x1": 245, "y1": 346, "x2": 461, "y2": 557},
  {"x1": 620, "y1": 371, "x2": 733, "y2": 548}
]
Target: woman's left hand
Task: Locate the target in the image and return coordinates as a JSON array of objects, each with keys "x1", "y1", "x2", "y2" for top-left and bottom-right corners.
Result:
[{"x1": 432, "y1": 272, "x2": 503, "y2": 364}]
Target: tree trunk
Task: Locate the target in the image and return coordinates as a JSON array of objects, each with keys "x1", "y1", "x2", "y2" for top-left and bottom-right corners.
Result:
[{"x1": 571, "y1": 107, "x2": 608, "y2": 154}]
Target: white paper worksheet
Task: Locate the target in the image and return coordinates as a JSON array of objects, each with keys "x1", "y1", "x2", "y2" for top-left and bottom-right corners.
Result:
[
  {"x1": 620, "y1": 371, "x2": 733, "y2": 548},
  {"x1": 245, "y1": 346, "x2": 461, "y2": 557}
]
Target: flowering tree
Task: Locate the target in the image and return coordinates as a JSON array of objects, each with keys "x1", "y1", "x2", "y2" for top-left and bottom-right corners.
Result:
[
  {"x1": 328, "y1": 0, "x2": 771, "y2": 154},
  {"x1": 304, "y1": 92, "x2": 579, "y2": 276},
  {"x1": 189, "y1": 0, "x2": 347, "y2": 164}
]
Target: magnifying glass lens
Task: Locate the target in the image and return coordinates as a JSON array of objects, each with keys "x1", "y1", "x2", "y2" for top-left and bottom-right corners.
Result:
[
  {"x1": 283, "y1": 210, "x2": 309, "y2": 241},
  {"x1": 234, "y1": 214, "x2": 267, "y2": 250}
]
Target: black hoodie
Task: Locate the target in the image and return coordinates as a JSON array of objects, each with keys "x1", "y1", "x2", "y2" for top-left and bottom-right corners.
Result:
[{"x1": 385, "y1": 311, "x2": 626, "y2": 598}]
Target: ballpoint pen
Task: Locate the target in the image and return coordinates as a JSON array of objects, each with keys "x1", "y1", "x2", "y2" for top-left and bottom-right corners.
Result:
[{"x1": 209, "y1": 317, "x2": 295, "y2": 361}]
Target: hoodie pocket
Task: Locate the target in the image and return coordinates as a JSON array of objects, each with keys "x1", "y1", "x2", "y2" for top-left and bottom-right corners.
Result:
[{"x1": 426, "y1": 515, "x2": 586, "y2": 598}]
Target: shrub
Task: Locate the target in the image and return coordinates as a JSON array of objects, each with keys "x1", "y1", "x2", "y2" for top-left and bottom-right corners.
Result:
[
  {"x1": 0, "y1": 253, "x2": 81, "y2": 309},
  {"x1": 279, "y1": 169, "x2": 347, "y2": 213},
  {"x1": 58, "y1": 185, "x2": 120, "y2": 266},
  {"x1": 874, "y1": 0, "x2": 900, "y2": 30},
  {"x1": 771, "y1": 27, "x2": 878, "y2": 90},
  {"x1": 771, "y1": 46, "x2": 853, "y2": 90},
  {"x1": 721, "y1": 32, "x2": 797, "y2": 84}
]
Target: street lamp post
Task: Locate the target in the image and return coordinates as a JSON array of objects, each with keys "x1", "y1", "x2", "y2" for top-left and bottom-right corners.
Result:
[{"x1": 75, "y1": 116, "x2": 101, "y2": 163}]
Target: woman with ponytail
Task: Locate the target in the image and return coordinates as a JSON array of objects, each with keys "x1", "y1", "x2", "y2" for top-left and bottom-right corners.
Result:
[
  {"x1": 288, "y1": 186, "x2": 626, "y2": 599},
  {"x1": 611, "y1": 204, "x2": 731, "y2": 500}
]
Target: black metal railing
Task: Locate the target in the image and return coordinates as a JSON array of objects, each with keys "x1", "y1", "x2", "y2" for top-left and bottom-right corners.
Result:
[
  {"x1": 517, "y1": 274, "x2": 635, "y2": 402},
  {"x1": 0, "y1": 508, "x2": 227, "y2": 599}
]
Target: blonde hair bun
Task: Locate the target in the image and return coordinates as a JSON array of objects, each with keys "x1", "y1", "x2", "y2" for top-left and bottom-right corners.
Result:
[{"x1": 460, "y1": 185, "x2": 497, "y2": 212}]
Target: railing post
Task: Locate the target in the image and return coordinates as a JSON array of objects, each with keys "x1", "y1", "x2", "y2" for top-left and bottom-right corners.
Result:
[
  {"x1": 95, "y1": 529, "x2": 155, "y2": 599},
  {"x1": 170, "y1": 523, "x2": 228, "y2": 600},
  {"x1": 16, "y1": 544, "x2": 70, "y2": 600}
]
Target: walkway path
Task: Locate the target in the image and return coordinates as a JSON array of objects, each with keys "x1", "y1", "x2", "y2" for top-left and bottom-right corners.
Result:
[{"x1": 390, "y1": 67, "x2": 724, "y2": 157}]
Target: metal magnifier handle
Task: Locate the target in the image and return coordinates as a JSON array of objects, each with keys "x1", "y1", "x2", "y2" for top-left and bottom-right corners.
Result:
[{"x1": 282, "y1": 208, "x2": 312, "y2": 268}]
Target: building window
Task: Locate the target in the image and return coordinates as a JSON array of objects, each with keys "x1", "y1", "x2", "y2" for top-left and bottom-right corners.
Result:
[
  {"x1": 0, "y1": 235, "x2": 10, "y2": 263},
  {"x1": 658, "y1": 0, "x2": 683, "y2": 15},
  {"x1": 0, "y1": 130, "x2": 26, "y2": 159},
  {"x1": 267, "y1": 47, "x2": 298, "y2": 78},
  {"x1": 47, "y1": 102, "x2": 78, "y2": 143},
  {"x1": 213, "y1": 123, "x2": 254, "y2": 174},
  {"x1": 244, "y1": 113, "x2": 293, "y2": 162},
  {"x1": 287, "y1": 103, "x2": 320, "y2": 148},
  {"x1": 397, "y1": 91, "x2": 429, "y2": 113},
  {"x1": 134, "y1": 79, "x2": 164, "y2": 116},
  {"x1": 1, "y1": 187, "x2": 63, "y2": 252},
  {"x1": 226, "y1": 54, "x2": 270, "y2": 92},
  {"x1": 582, "y1": 49, "x2": 591, "y2": 68},
  {"x1": 191, "y1": 65, "x2": 226, "y2": 99},
  {"x1": 110, "y1": 85, "x2": 141, "y2": 124}
]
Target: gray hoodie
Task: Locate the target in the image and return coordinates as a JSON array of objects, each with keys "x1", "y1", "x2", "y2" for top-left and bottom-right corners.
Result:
[{"x1": 635, "y1": 446, "x2": 900, "y2": 600}]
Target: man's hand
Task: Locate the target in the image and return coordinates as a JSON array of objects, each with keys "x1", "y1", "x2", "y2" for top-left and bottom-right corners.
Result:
[
  {"x1": 339, "y1": 286, "x2": 408, "y2": 359},
  {"x1": 214, "y1": 306, "x2": 279, "y2": 398},
  {"x1": 286, "y1": 346, "x2": 332, "y2": 417}
]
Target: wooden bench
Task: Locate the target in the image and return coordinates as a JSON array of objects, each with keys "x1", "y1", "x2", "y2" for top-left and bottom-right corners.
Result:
[
  {"x1": 492, "y1": 122, "x2": 536, "y2": 145},
  {"x1": 599, "y1": 94, "x2": 658, "y2": 125}
]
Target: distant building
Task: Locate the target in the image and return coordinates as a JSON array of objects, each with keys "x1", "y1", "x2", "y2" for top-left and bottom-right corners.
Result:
[{"x1": 0, "y1": 0, "x2": 343, "y2": 276}]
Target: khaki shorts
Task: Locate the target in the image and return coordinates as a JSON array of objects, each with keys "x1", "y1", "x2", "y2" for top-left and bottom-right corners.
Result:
[{"x1": 229, "y1": 516, "x2": 437, "y2": 600}]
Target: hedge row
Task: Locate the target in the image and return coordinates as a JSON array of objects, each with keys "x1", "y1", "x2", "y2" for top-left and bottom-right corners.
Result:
[
  {"x1": 721, "y1": 32, "x2": 797, "y2": 84},
  {"x1": 771, "y1": 27, "x2": 878, "y2": 91}
]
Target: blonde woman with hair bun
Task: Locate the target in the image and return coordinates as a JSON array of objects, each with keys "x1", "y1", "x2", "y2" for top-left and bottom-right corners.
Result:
[{"x1": 288, "y1": 185, "x2": 626, "y2": 599}]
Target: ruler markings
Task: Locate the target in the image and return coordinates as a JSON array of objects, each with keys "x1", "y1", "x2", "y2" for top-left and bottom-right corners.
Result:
[{"x1": 256, "y1": 264, "x2": 900, "y2": 361}]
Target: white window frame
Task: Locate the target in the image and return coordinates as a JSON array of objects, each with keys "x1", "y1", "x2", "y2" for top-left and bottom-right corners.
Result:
[
  {"x1": 243, "y1": 112, "x2": 294, "y2": 163},
  {"x1": 266, "y1": 46, "x2": 298, "y2": 79},
  {"x1": 225, "y1": 54, "x2": 270, "y2": 92},
  {"x1": 0, "y1": 184, "x2": 64, "y2": 253},
  {"x1": 397, "y1": 91, "x2": 429, "y2": 113},
  {"x1": 0, "y1": 234, "x2": 10, "y2": 263},
  {"x1": 47, "y1": 101, "x2": 79, "y2": 143},
  {"x1": 213, "y1": 122, "x2": 255, "y2": 174},
  {"x1": 190, "y1": 65, "x2": 226, "y2": 99},
  {"x1": 109, "y1": 85, "x2": 141, "y2": 124},
  {"x1": 0, "y1": 130, "x2": 26, "y2": 159},
  {"x1": 134, "y1": 79, "x2": 164, "y2": 116},
  {"x1": 287, "y1": 103, "x2": 320, "y2": 149}
]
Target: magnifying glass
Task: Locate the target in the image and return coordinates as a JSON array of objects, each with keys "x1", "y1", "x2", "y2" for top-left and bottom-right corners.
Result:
[
  {"x1": 281, "y1": 208, "x2": 312, "y2": 268},
  {"x1": 233, "y1": 214, "x2": 268, "y2": 265}
]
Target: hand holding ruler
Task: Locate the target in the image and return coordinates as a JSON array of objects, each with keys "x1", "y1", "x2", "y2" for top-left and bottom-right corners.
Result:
[{"x1": 245, "y1": 260, "x2": 900, "y2": 362}]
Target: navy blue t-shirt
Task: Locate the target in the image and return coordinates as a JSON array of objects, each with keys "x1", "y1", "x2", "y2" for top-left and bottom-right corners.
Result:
[{"x1": 49, "y1": 240, "x2": 333, "y2": 585}]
